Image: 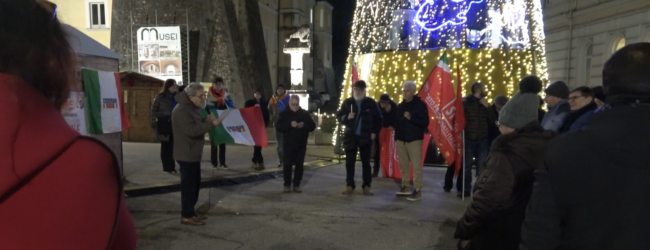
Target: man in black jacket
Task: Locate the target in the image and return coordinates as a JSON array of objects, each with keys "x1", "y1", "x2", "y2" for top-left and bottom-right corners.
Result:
[
  {"x1": 372, "y1": 94, "x2": 397, "y2": 177},
  {"x1": 337, "y1": 80, "x2": 382, "y2": 195},
  {"x1": 459, "y1": 82, "x2": 495, "y2": 197},
  {"x1": 394, "y1": 81, "x2": 429, "y2": 201},
  {"x1": 520, "y1": 43, "x2": 650, "y2": 250},
  {"x1": 276, "y1": 95, "x2": 316, "y2": 193},
  {"x1": 245, "y1": 89, "x2": 270, "y2": 170}
]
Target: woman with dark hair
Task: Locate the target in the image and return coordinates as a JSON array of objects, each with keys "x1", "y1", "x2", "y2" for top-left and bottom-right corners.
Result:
[
  {"x1": 151, "y1": 79, "x2": 179, "y2": 173},
  {"x1": 245, "y1": 89, "x2": 270, "y2": 170},
  {"x1": 0, "y1": 0, "x2": 136, "y2": 249}
]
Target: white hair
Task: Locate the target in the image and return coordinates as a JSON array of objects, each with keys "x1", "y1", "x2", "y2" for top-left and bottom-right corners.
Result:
[
  {"x1": 185, "y1": 82, "x2": 204, "y2": 96},
  {"x1": 403, "y1": 80, "x2": 417, "y2": 90}
]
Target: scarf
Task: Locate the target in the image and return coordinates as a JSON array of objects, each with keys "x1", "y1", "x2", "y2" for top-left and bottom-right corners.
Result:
[
  {"x1": 209, "y1": 86, "x2": 226, "y2": 107},
  {"x1": 270, "y1": 93, "x2": 290, "y2": 111}
]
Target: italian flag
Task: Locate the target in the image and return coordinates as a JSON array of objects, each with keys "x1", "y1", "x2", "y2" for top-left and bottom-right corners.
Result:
[
  {"x1": 82, "y1": 69, "x2": 131, "y2": 134},
  {"x1": 201, "y1": 106, "x2": 268, "y2": 147}
]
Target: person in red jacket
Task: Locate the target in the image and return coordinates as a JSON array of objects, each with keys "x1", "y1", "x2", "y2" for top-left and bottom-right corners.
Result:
[{"x1": 0, "y1": 1, "x2": 137, "y2": 249}]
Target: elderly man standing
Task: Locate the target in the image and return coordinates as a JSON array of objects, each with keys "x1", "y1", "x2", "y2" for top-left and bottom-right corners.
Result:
[
  {"x1": 337, "y1": 80, "x2": 382, "y2": 195},
  {"x1": 172, "y1": 83, "x2": 221, "y2": 226},
  {"x1": 394, "y1": 81, "x2": 430, "y2": 201},
  {"x1": 276, "y1": 95, "x2": 316, "y2": 193}
]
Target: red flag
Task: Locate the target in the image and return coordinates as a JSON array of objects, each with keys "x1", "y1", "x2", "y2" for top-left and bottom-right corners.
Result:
[
  {"x1": 379, "y1": 128, "x2": 431, "y2": 180},
  {"x1": 418, "y1": 52, "x2": 461, "y2": 166},
  {"x1": 454, "y1": 65, "x2": 466, "y2": 174},
  {"x1": 351, "y1": 61, "x2": 359, "y2": 83}
]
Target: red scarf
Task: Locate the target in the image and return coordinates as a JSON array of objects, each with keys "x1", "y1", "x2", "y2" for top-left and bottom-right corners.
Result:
[
  {"x1": 209, "y1": 86, "x2": 226, "y2": 107},
  {"x1": 270, "y1": 93, "x2": 287, "y2": 105}
]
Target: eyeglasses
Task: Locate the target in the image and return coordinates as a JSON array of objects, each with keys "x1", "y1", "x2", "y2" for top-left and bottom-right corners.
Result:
[
  {"x1": 36, "y1": 0, "x2": 57, "y2": 20},
  {"x1": 192, "y1": 94, "x2": 206, "y2": 99},
  {"x1": 290, "y1": 103, "x2": 299, "y2": 106}
]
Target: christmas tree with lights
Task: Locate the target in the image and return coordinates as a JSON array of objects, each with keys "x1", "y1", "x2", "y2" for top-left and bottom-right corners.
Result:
[{"x1": 340, "y1": 0, "x2": 549, "y2": 103}]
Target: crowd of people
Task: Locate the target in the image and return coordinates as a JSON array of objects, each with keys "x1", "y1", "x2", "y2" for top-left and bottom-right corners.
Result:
[{"x1": 3, "y1": 0, "x2": 650, "y2": 248}]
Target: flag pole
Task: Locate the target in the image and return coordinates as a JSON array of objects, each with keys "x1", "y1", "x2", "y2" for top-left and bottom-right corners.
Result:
[{"x1": 462, "y1": 130, "x2": 466, "y2": 201}]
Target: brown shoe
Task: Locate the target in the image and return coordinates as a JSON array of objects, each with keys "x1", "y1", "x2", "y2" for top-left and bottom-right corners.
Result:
[
  {"x1": 251, "y1": 162, "x2": 258, "y2": 169},
  {"x1": 363, "y1": 187, "x2": 374, "y2": 196},
  {"x1": 284, "y1": 186, "x2": 291, "y2": 193},
  {"x1": 181, "y1": 217, "x2": 205, "y2": 226},
  {"x1": 195, "y1": 214, "x2": 207, "y2": 221},
  {"x1": 255, "y1": 162, "x2": 265, "y2": 171},
  {"x1": 293, "y1": 186, "x2": 302, "y2": 193},
  {"x1": 396, "y1": 186, "x2": 411, "y2": 196},
  {"x1": 341, "y1": 186, "x2": 354, "y2": 195}
]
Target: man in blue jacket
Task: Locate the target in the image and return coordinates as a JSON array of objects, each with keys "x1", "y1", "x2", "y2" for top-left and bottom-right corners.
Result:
[{"x1": 337, "y1": 81, "x2": 382, "y2": 195}]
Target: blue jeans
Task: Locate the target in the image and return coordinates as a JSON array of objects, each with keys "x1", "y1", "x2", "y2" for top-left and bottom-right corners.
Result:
[{"x1": 461, "y1": 139, "x2": 489, "y2": 193}]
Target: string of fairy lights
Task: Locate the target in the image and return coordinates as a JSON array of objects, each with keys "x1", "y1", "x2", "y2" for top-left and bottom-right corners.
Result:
[{"x1": 331, "y1": 0, "x2": 549, "y2": 146}]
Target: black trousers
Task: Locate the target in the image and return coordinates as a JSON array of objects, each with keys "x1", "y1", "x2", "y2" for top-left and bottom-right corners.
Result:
[
  {"x1": 345, "y1": 137, "x2": 372, "y2": 189},
  {"x1": 161, "y1": 134, "x2": 175, "y2": 172},
  {"x1": 443, "y1": 163, "x2": 462, "y2": 192},
  {"x1": 252, "y1": 146, "x2": 263, "y2": 163},
  {"x1": 283, "y1": 145, "x2": 307, "y2": 187},
  {"x1": 372, "y1": 135, "x2": 380, "y2": 174},
  {"x1": 178, "y1": 161, "x2": 201, "y2": 218},
  {"x1": 210, "y1": 143, "x2": 226, "y2": 166}
]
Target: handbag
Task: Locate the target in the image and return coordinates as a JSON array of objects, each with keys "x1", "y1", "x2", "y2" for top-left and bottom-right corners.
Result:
[{"x1": 156, "y1": 116, "x2": 172, "y2": 135}]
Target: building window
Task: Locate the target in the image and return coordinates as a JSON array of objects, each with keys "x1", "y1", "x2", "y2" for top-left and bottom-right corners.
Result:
[
  {"x1": 614, "y1": 37, "x2": 626, "y2": 52},
  {"x1": 585, "y1": 44, "x2": 593, "y2": 86},
  {"x1": 89, "y1": 2, "x2": 107, "y2": 29}
]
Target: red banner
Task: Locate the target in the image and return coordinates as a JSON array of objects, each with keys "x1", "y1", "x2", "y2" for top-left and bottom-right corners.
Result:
[
  {"x1": 418, "y1": 53, "x2": 462, "y2": 167},
  {"x1": 379, "y1": 128, "x2": 431, "y2": 180}
]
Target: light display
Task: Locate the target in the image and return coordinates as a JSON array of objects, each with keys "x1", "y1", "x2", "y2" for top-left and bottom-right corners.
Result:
[{"x1": 333, "y1": 0, "x2": 549, "y2": 146}]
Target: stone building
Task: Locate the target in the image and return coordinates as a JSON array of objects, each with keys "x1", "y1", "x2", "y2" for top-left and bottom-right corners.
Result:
[
  {"x1": 234, "y1": 0, "x2": 336, "y2": 104},
  {"x1": 543, "y1": 0, "x2": 650, "y2": 88},
  {"x1": 110, "y1": 0, "x2": 334, "y2": 109}
]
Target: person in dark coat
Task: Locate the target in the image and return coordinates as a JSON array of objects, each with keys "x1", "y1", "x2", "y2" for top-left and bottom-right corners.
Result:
[
  {"x1": 455, "y1": 76, "x2": 555, "y2": 250},
  {"x1": 276, "y1": 95, "x2": 316, "y2": 193},
  {"x1": 558, "y1": 86, "x2": 597, "y2": 133},
  {"x1": 372, "y1": 93, "x2": 397, "y2": 177},
  {"x1": 520, "y1": 42, "x2": 650, "y2": 250},
  {"x1": 173, "y1": 83, "x2": 221, "y2": 226},
  {"x1": 207, "y1": 76, "x2": 235, "y2": 170},
  {"x1": 487, "y1": 95, "x2": 509, "y2": 145},
  {"x1": 394, "y1": 81, "x2": 430, "y2": 201},
  {"x1": 337, "y1": 80, "x2": 382, "y2": 195},
  {"x1": 245, "y1": 89, "x2": 270, "y2": 170},
  {"x1": 540, "y1": 81, "x2": 571, "y2": 132},
  {"x1": 151, "y1": 79, "x2": 179, "y2": 173},
  {"x1": 458, "y1": 82, "x2": 496, "y2": 197}
]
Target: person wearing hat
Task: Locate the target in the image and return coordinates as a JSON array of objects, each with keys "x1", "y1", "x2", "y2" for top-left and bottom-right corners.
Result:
[
  {"x1": 540, "y1": 81, "x2": 571, "y2": 132},
  {"x1": 245, "y1": 89, "x2": 270, "y2": 170},
  {"x1": 207, "y1": 76, "x2": 235, "y2": 170},
  {"x1": 268, "y1": 84, "x2": 290, "y2": 168},
  {"x1": 520, "y1": 43, "x2": 650, "y2": 250},
  {"x1": 372, "y1": 93, "x2": 397, "y2": 178},
  {"x1": 337, "y1": 80, "x2": 382, "y2": 195},
  {"x1": 454, "y1": 76, "x2": 555, "y2": 250}
]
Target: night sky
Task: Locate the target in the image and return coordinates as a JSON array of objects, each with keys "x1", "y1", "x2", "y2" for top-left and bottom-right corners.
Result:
[{"x1": 325, "y1": 0, "x2": 355, "y2": 87}]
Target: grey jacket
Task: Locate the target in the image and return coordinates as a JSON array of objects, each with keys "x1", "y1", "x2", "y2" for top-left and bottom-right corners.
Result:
[
  {"x1": 172, "y1": 92, "x2": 214, "y2": 162},
  {"x1": 540, "y1": 100, "x2": 570, "y2": 132},
  {"x1": 151, "y1": 92, "x2": 174, "y2": 141}
]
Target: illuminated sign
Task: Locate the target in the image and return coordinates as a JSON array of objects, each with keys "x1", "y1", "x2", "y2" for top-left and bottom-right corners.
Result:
[{"x1": 414, "y1": 0, "x2": 484, "y2": 32}]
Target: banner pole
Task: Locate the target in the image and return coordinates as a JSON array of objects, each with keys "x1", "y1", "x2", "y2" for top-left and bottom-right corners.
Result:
[{"x1": 462, "y1": 130, "x2": 466, "y2": 201}]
